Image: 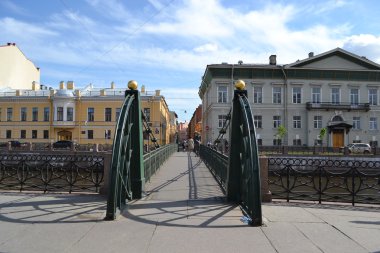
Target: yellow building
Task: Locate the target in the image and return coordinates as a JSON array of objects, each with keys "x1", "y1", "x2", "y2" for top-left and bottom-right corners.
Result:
[{"x1": 0, "y1": 81, "x2": 176, "y2": 146}]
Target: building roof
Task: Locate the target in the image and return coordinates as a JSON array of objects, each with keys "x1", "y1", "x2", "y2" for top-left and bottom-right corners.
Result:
[{"x1": 286, "y1": 48, "x2": 380, "y2": 70}]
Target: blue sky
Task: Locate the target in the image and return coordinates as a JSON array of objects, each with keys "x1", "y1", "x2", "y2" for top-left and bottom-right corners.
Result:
[{"x1": 1, "y1": 0, "x2": 380, "y2": 122}]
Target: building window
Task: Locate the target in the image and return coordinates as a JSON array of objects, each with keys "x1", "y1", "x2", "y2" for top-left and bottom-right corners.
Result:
[
  {"x1": 350, "y1": 88, "x2": 359, "y2": 105},
  {"x1": 218, "y1": 86, "x2": 228, "y2": 103},
  {"x1": 293, "y1": 116, "x2": 301, "y2": 128},
  {"x1": 293, "y1": 139, "x2": 302, "y2": 146},
  {"x1": 273, "y1": 116, "x2": 281, "y2": 128},
  {"x1": 32, "y1": 107, "x2": 38, "y2": 121},
  {"x1": 331, "y1": 87, "x2": 340, "y2": 104},
  {"x1": 105, "y1": 108, "x2": 112, "y2": 122},
  {"x1": 353, "y1": 117, "x2": 360, "y2": 130},
  {"x1": 272, "y1": 87, "x2": 282, "y2": 104},
  {"x1": 254, "y1": 115, "x2": 262, "y2": 129},
  {"x1": 143, "y1": 108, "x2": 151, "y2": 122},
  {"x1": 57, "y1": 107, "x2": 63, "y2": 121},
  {"x1": 105, "y1": 130, "x2": 111, "y2": 139},
  {"x1": 218, "y1": 115, "x2": 227, "y2": 128},
  {"x1": 116, "y1": 108, "x2": 121, "y2": 121},
  {"x1": 88, "y1": 108, "x2": 94, "y2": 122},
  {"x1": 314, "y1": 115, "x2": 322, "y2": 129},
  {"x1": 44, "y1": 107, "x2": 49, "y2": 121},
  {"x1": 273, "y1": 139, "x2": 282, "y2": 146},
  {"x1": 369, "y1": 117, "x2": 377, "y2": 130},
  {"x1": 32, "y1": 130, "x2": 37, "y2": 139},
  {"x1": 312, "y1": 87, "x2": 321, "y2": 103},
  {"x1": 369, "y1": 89, "x2": 378, "y2": 105},
  {"x1": 20, "y1": 130, "x2": 26, "y2": 139},
  {"x1": 7, "y1": 108, "x2": 12, "y2": 121},
  {"x1": 88, "y1": 130, "x2": 94, "y2": 139},
  {"x1": 292, "y1": 87, "x2": 301, "y2": 104},
  {"x1": 21, "y1": 107, "x2": 27, "y2": 121},
  {"x1": 6, "y1": 130, "x2": 11, "y2": 139},
  {"x1": 67, "y1": 107, "x2": 73, "y2": 121},
  {"x1": 43, "y1": 130, "x2": 49, "y2": 139},
  {"x1": 253, "y1": 87, "x2": 262, "y2": 104}
]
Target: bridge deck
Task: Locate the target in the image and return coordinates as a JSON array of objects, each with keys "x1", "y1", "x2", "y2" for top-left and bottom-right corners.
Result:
[{"x1": 0, "y1": 152, "x2": 379, "y2": 252}]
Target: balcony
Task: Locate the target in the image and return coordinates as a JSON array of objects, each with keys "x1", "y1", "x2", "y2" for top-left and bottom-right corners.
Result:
[
  {"x1": 306, "y1": 102, "x2": 370, "y2": 112},
  {"x1": 52, "y1": 121, "x2": 76, "y2": 128}
]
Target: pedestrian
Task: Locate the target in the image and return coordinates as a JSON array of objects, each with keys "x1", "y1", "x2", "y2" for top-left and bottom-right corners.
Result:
[{"x1": 188, "y1": 138, "x2": 194, "y2": 152}]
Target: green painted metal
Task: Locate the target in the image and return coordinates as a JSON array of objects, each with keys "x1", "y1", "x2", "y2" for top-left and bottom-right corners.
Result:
[
  {"x1": 199, "y1": 145, "x2": 228, "y2": 190},
  {"x1": 143, "y1": 144, "x2": 177, "y2": 182},
  {"x1": 227, "y1": 89, "x2": 262, "y2": 226},
  {"x1": 105, "y1": 90, "x2": 145, "y2": 220}
]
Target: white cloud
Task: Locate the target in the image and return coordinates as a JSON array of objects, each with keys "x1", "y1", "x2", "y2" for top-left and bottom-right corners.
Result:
[
  {"x1": 148, "y1": 0, "x2": 165, "y2": 10},
  {"x1": 193, "y1": 43, "x2": 218, "y2": 53},
  {"x1": 0, "y1": 18, "x2": 58, "y2": 39},
  {"x1": 0, "y1": 0, "x2": 28, "y2": 16}
]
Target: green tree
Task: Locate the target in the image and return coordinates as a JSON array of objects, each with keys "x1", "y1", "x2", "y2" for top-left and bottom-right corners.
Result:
[
  {"x1": 276, "y1": 125, "x2": 287, "y2": 145},
  {"x1": 318, "y1": 128, "x2": 327, "y2": 144}
]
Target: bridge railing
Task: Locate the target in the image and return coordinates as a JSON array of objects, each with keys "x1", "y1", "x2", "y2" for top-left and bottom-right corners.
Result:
[
  {"x1": 144, "y1": 144, "x2": 177, "y2": 182},
  {"x1": 268, "y1": 156, "x2": 380, "y2": 205},
  {"x1": 199, "y1": 145, "x2": 228, "y2": 191},
  {"x1": 0, "y1": 152, "x2": 105, "y2": 193}
]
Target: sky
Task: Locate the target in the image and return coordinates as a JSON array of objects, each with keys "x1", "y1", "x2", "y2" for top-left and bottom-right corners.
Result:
[{"x1": 1, "y1": 0, "x2": 380, "y2": 122}]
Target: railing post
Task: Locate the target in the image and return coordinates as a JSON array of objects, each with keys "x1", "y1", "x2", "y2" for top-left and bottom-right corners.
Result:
[
  {"x1": 259, "y1": 157, "x2": 272, "y2": 202},
  {"x1": 126, "y1": 89, "x2": 145, "y2": 199}
]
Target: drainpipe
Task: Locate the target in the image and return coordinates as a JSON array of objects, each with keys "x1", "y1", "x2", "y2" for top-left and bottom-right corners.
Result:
[{"x1": 280, "y1": 65, "x2": 288, "y2": 146}]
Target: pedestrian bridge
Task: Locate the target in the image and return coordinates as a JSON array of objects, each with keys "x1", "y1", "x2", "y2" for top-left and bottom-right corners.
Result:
[{"x1": 105, "y1": 80, "x2": 263, "y2": 225}]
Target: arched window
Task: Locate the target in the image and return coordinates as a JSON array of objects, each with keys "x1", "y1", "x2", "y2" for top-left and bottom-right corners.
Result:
[{"x1": 332, "y1": 115, "x2": 343, "y2": 122}]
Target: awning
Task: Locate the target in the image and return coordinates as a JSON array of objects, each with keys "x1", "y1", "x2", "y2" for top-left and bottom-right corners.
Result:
[{"x1": 327, "y1": 121, "x2": 353, "y2": 133}]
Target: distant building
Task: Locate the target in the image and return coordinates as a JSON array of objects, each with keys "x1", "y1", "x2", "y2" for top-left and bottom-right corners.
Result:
[
  {"x1": 0, "y1": 43, "x2": 40, "y2": 90},
  {"x1": 178, "y1": 122, "x2": 188, "y2": 142},
  {"x1": 188, "y1": 105, "x2": 202, "y2": 139},
  {"x1": 0, "y1": 81, "x2": 176, "y2": 146},
  {"x1": 199, "y1": 48, "x2": 380, "y2": 147}
]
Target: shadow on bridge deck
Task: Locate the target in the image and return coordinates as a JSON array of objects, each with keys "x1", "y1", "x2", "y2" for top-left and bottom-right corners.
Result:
[
  {"x1": 1, "y1": 152, "x2": 380, "y2": 253},
  {"x1": 124, "y1": 152, "x2": 247, "y2": 228}
]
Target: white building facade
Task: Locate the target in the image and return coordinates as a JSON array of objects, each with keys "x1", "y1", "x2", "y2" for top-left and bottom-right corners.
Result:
[
  {"x1": 0, "y1": 43, "x2": 40, "y2": 90},
  {"x1": 199, "y1": 48, "x2": 380, "y2": 148}
]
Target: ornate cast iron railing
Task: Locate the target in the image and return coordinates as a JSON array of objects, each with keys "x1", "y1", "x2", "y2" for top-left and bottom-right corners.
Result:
[
  {"x1": 200, "y1": 83, "x2": 262, "y2": 226},
  {"x1": 0, "y1": 152, "x2": 104, "y2": 193},
  {"x1": 268, "y1": 157, "x2": 380, "y2": 205}
]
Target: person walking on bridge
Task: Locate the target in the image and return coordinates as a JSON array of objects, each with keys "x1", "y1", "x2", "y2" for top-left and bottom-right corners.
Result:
[{"x1": 187, "y1": 138, "x2": 194, "y2": 153}]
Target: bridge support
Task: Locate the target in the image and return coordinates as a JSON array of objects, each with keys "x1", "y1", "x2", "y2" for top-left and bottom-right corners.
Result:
[
  {"x1": 227, "y1": 87, "x2": 262, "y2": 226},
  {"x1": 126, "y1": 89, "x2": 145, "y2": 199}
]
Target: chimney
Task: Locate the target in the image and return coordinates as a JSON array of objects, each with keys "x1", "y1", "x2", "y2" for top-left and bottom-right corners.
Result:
[
  {"x1": 32, "y1": 81, "x2": 40, "y2": 91},
  {"x1": 110, "y1": 81, "x2": 115, "y2": 89},
  {"x1": 67, "y1": 81, "x2": 75, "y2": 90},
  {"x1": 309, "y1": 52, "x2": 314, "y2": 58},
  {"x1": 141, "y1": 85, "x2": 146, "y2": 93},
  {"x1": 50, "y1": 89, "x2": 55, "y2": 97},
  {"x1": 7, "y1": 43, "x2": 11, "y2": 46},
  {"x1": 16, "y1": 90, "x2": 21, "y2": 96},
  {"x1": 269, "y1": 55, "x2": 277, "y2": 65},
  {"x1": 75, "y1": 90, "x2": 81, "y2": 97},
  {"x1": 100, "y1": 89, "x2": 106, "y2": 96},
  {"x1": 155, "y1": 90, "x2": 161, "y2": 96},
  {"x1": 59, "y1": 81, "x2": 65, "y2": 90}
]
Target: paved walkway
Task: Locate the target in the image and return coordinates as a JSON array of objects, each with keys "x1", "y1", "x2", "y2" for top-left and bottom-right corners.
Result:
[{"x1": 0, "y1": 152, "x2": 380, "y2": 253}]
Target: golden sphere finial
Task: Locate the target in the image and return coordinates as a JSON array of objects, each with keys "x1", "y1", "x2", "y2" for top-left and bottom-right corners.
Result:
[
  {"x1": 128, "y1": 80, "x2": 138, "y2": 90},
  {"x1": 235, "y1": 80, "x2": 245, "y2": 90}
]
